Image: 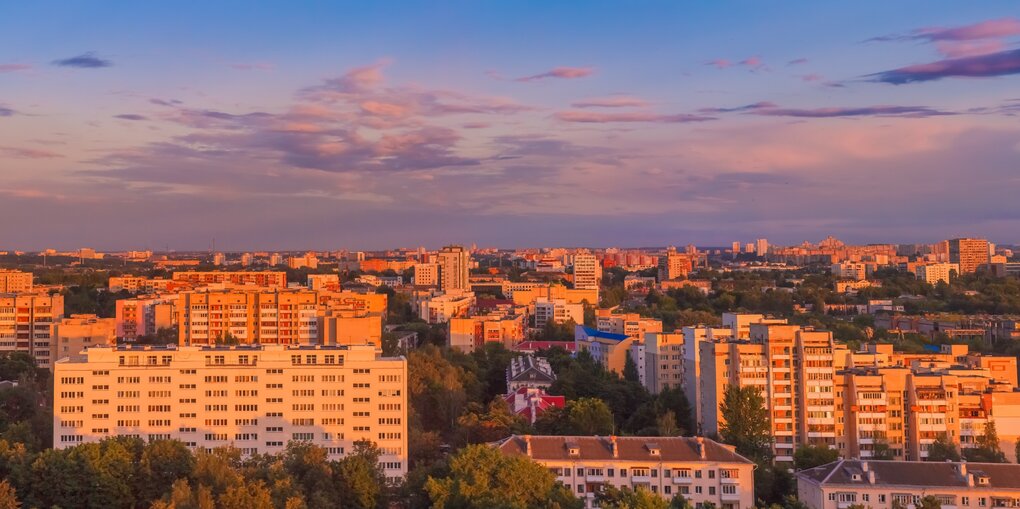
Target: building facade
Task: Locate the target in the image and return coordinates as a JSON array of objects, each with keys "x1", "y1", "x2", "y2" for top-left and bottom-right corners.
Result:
[
  {"x1": 0, "y1": 293, "x2": 64, "y2": 368},
  {"x1": 53, "y1": 344, "x2": 408, "y2": 482}
]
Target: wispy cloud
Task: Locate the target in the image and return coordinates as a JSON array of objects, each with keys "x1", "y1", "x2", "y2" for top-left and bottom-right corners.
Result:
[
  {"x1": 0, "y1": 105, "x2": 15, "y2": 117},
  {"x1": 514, "y1": 66, "x2": 594, "y2": 82},
  {"x1": 750, "y1": 105, "x2": 953, "y2": 118},
  {"x1": 554, "y1": 110, "x2": 714, "y2": 123},
  {"x1": 52, "y1": 52, "x2": 112, "y2": 68},
  {"x1": 868, "y1": 48, "x2": 1020, "y2": 84},
  {"x1": 707, "y1": 56, "x2": 767, "y2": 71},
  {"x1": 869, "y1": 18, "x2": 1020, "y2": 58},
  {"x1": 788, "y1": 58, "x2": 809, "y2": 65},
  {"x1": 698, "y1": 101, "x2": 776, "y2": 114},
  {"x1": 230, "y1": 62, "x2": 274, "y2": 71},
  {"x1": 0, "y1": 146, "x2": 63, "y2": 159},
  {"x1": 114, "y1": 114, "x2": 149, "y2": 121},
  {"x1": 0, "y1": 63, "x2": 32, "y2": 73},
  {"x1": 570, "y1": 95, "x2": 649, "y2": 108},
  {"x1": 706, "y1": 59, "x2": 732, "y2": 69}
]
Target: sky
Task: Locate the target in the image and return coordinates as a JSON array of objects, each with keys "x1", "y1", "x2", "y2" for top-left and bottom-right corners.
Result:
[{"x1": 2, "y1": 1, "x2": 1020, "y2": 251}]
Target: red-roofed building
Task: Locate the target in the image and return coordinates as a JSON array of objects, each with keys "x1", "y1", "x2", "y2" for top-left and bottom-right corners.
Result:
[
  {"x1": 513, "y1": 340, "x2": 578, "y2": 354},
  {"x1": 503, "y1": 387, "x2": 565, "y2": 424}
]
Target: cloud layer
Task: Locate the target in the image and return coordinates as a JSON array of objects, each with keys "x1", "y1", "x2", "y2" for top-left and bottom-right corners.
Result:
[{"x1": 52, "y1": 52, "x2": 113, "y2": 68}]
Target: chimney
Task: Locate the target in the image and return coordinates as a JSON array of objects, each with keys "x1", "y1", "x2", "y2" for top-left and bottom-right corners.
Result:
[
  {"x1": 860, "y1": 461, "x2": 869, "y2": 472},
  {"x1": 696, "y1": 436, "x2": 706, "y2": 459},
  {"x1": 610, "y1": 436, "x2": 618, "y2": 458},
  {"x1": 524, "y1": 435, "x2": 532, "y2": 456},
  {"x1": 959, "y1": 462, "x2": 968, "y2": 477},
  {"x1": 867, "y1": 470, "x2": 875, "y2": 484}
]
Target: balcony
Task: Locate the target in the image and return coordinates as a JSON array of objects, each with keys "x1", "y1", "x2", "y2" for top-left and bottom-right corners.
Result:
[
  {"x1": 722, "y1": 492, "x2": 741, "y2": 501},
  {"x1": 585, "y1": 475, "x2": 605, "y2": 482},
  {"x1": 631, "y1": 475, "x2": 651, "y2": 483},
  {"x1": 721, "y1": 477, "x2": 739, "y2": 484},
  {"x1": 672, "y1": 476, "x2": 693, "y2": 484}
]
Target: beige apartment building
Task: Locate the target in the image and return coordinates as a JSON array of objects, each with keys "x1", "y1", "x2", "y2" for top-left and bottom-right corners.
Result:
[
  {"x1": 643, "y1": 332, "x2": 685, "y2": 394},
  {"x1": 437, "y1": 245, "x2": 471, "y2": 292},
  {"x1": 108, "y1": 276, "x2": 180, "y2": 294},
  {"x1": 116, "y1": 296, "x2": 178, "y2": 340},
  {"x1": 497, "y1": 435, "x2": 755, "y2": 509},
  {"x1": 177, "y1": 289, "x2": 319, "y2": 345},
  {"x1": 657, "y1": 247, "x2": 694, "y2": 282},
  {"x1": 0, "y1": 270, "x2": 33, "y2": 293},
  {"x1": 51, "y1": 314, "x2": 116, "y2": 362},
  {"x1": 0, "y1": 293, "x2": 64, "y2": 368},
  {"x1": 318, "y1": 290, "x2": 388, "y2": 316},
  {"x1": 596, "y1": 311, "x2": 663, "y2": 340},
  {"x1": 572, "y1": 252, "x2": 601, "y2": 293},
  {"x1": 448, "y1": 312, "x2": 526, "y2": 352},
  {"x1": 318, "y1": 308, "x2": 382, "y2": 348},
  {"x1": 797, "y1": 460, "x2": 1020, "y2": 509},
  {"x1": 53, "y1": 344, "x2": 408, "y2": 482},
  {"x1": 172, "y1": 271, "x2": 287, "y2": 288},
  {"x1": 948, "y1": 238, "x2": 991, "y2": 274}
]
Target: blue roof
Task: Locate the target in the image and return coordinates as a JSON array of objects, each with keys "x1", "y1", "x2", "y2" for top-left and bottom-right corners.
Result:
[{"x1": 577, "y1": 325, "x2": 629, "y2": 342}]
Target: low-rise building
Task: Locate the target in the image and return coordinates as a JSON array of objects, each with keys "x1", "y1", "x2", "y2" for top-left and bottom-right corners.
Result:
[
  {"x1": 51, "y1": 314, "x2": 116, "y2": 362},
  {"x1": 419, "y1": 292, "x2": 475, "y2": 324},
  {"x1": 575, "y1": 326, "x2": 633, "y2": 375},
  {"x1": 497, "y1": 435, "x2": 754, "y2": 509},
  {"x1": 0, "y1": 270, "x2": 33, "y2": 293},
  {"x1": 797, "y1": 460, "x2": 1020, "y2": 509}
]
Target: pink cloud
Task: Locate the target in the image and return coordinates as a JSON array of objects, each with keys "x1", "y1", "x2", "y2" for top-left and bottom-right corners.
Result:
[
  {"x1": 514, "y1": 66, "x2": 595, "y2": 82},
  {"x1": 801, "y1": 73, "x2": 824, "y2": 82},
  {"x1": 0, "y1": 63, "x2": 31, "y2": 73},
  {"x1": 554, "y1": 110, "x2": 714, "y2": 123},
  {"x1": 741, "y1": 56, "x2": 763, "y2": 68},
  {"x1": 359, "y1": 100, "x2": 411, "y2": 117},
  {"x1": 706, "y1": 59, "x2": 732, "y2": 69},
  {"x1": 570, "y1": 96, "x2": 649, "y2": 108},
  {"x1": 0, "y1": 146, "x2": 63, "y2": 159},
  {"x1": 934, "y1": 39, "x2": 1006, "y2": 58},
  {"x1": 917, "y1": 17, "x2": 1020, "y2": 41}
]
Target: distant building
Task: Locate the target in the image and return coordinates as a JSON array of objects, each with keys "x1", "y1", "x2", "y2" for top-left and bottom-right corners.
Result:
[
  {"x1": 307, "y1": 274, "x2": 340, "y2": 292},
  {"x1": 0, "y1": 293, "x2": 64, "y2": 368},
  {"x1": 572, "y1": 252, "x2": 600, "y2": 293},
  {"x1": 657, "y1": 247, "x2": 693, "y2": 282},
  {"x1": 413, "y1": 263, "x2": 439, "y2": 287},
  {"x1": 51, "y1": 314, "x2": 116, "y2": 362},
  {"x1": 0, "y1": 270, "x2": 33, "y2": 293},
  {"x1": 419, "y1": 292, "x2": 475, "y2": 324},
  {"x1": 534, "y1": 298, "x2": 583, "y2": 327},
  {"x1": 171, "y1": 271, "x2": 287, "y2": 288},
  {"x1": 797, "y1": 460, "x2": 1020, "y2": 509},
  {"x1": 177, "y1": 289, "x2": 318, "y2": 345},
  {"x1": 496, "y1": 435, "x2": 755, "y2": 509},
  {"x1": 949, "y1": 238, "x2": 990, "y2": 274},
  {"x1": 318, "y1": 308, "x2": 382, "y2": 348},
  {"x1": 507, "y1": 355, "x2": 556, "y2": 391},
  {"x1": 915, "y1": 262, "x2": 959, "y2": 285},
  {"x1": 437, "y1": 245, "x2": 471, "y2": 292},
  {"x1": 756, "y1": 238, "x2": 769, "y2": 257},
  {"x1": 575, "y1": 325, "x2": 633, "y2": 374}
]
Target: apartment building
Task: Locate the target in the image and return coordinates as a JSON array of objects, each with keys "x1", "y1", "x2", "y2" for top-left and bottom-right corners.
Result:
[
  {"x1": 572, "y1": 252, "x2": 600, "y2": 293},
  {"x1": 306, "y1": 274, "x2": 340, "y2": 292},
  {"x1": 915, "y1": 263, "x2": 960, "y2": 285},
  {"x1": 412, "y1": 263, "x2": 439, "y2": 287},
  {"x1": 51, "y1": 314, "x2": 116, "y2": 362},
  {"x1": 108, "y1": 276, "x2": 180, "y2": 294},
  {"x1": 318, "y1": 309, "x2": 382, "y2": 348},
  {"x1": 53, "y1": 344, "x2": 408, "y2": 481},
  {"x1": 0, "y1": 293, "x2": 64, "y2": 368},
  {"x1": 575, "y1": 326, "x2": 634, "y2": 374},
  {"x1": 318, "y1": 290, "x2": 388, "y2": 315},
  {"x1": 511, "y1": 284, "x2": 598, "y2": 308},
  {"x1": 177, "y1": 289, "x2": 318, "y2": 345},
  {"x1": 419, "y1": 292, "x2": 475, "y2": 324},
  {"x1": 797, "y1": 460, "x2": 1020, "y2": 509},
  {"x1": 948, "y1": 238, "x2": 991, "y2": 274},
  {"x1": 657, "y1": 247, "x2": 694, "y2": 282},
  {"x1": 116, "y1": 296, "x2": 178, "y2": 341},
  {"x1": 643, "y1": 332, "x2": 684, "y2": 394},
  {"x1": 437, "y1": 245, "x2": 471, "y2": 292},
  {"x1": 448, "y1": 312, "x2": 525, "y2": 352},
  {"x1": 596, "y1": 311, "x2": 663, "y2": 340},
  {"x1": 534, "y1": 298, "x2": 584, "y2": 327},
  {"x1": 171, "y1": 271, "x2": 287, "y2": 288},
  {"x1": 497, "y1": 435, "x2": 755, "y2": 509},
  {"x1": 0, "y1": 270, "x2": 33, "y2": 293}
]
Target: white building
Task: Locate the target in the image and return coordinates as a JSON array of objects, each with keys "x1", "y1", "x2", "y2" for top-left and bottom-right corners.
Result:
[
  {"x1": 497, "y1": 435, "x2": 755, "y2": 509},
  {"x1": 419, "y1": 291, "x2": 475, "y2": 324},
  {"x1": 437, "y1": 246, "x2": 471, "y2": 292},
  {"x1": 533, "y1": 298, "x2": 583, "y2": 327},
  {"x1": 53, "y1": 344, "x2": 408, "y2": 482},
  {"x1": 572, "y1": 253, "x2": 600, "y2": 293},
  {"x1": 413, "y1": 263, "x2": 439, "y2": 287},
  {"x1": 915, "y1": 262, "x2": 959, "y2": 285}
]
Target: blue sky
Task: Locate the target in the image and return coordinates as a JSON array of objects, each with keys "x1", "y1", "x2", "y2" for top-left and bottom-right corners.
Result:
[{"x1": 2, "y1": 1, "x2": 1020, "y2": 250}]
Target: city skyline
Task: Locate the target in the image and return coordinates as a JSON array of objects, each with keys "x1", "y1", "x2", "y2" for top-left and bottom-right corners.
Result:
[{"x1": 3, "y1": 2, "x2": 1020, "y2": 249}]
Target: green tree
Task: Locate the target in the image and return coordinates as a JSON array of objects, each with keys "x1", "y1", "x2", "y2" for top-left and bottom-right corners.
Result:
[
  {"x1": 793, "y1": 444, "x2": 839, "y2": 470},
  {"x1": 927, "y1": 434, "x2": 961, "y2": 462},
  {"x1": 457, "y1": 399, "x2": 528, "y2": 445},
  {"x1": 333, "y1": 440, "x2": 386, "y2": 509},
  {"x1": 916, "y1": 495, "x2": 942, "y2": 509},
  {"x1": 138, "y1": 439, "x2": 196, "y2": 503},
  {"x1": 1015, "y1": 437, "x2": 1020, "y2": 464},
  {"x1": 719, "y1": 385, "x2": 772, "y2": 464},
  {"x1": 219, "y1": 480, "x2": 274, "y2": 509},
  {"x1": 623, "y1": 354, "x2": 640, "y2": 383},
  {"x1": 567, "y1": 398, "x2": 615, "y2": 435},
  {"x1": 656, "y1": 411, "x2": 681, "y2": 437},
  {"x1": 424, "y1": 444, "x2": 581, "y2": 509},
  {"x1": 596, "y1": 485, "x2": 669, "y2": 509},
  {"x1": 965, "y1": 421, "x2": 1007, "y2": 463}
]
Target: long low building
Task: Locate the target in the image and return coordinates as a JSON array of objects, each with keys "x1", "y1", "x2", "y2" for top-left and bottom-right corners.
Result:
[
  {"x1": 797, "y1": 459, "x2": 1020, "y2": 509},
  {"x1": 53, "y1": 343, "x2": 408, "y2": 482},
  {"x1": 497, "y1": 435, "x2": 755, "y2": 509}
]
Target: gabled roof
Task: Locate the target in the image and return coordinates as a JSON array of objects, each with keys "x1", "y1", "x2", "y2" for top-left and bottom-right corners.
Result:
[
  {"x1": 797, "y1": 460, "x2": 1020, "y2": 489},
  {"x1": 497, "y1": 435, "x2": 753, "y2": 464}
]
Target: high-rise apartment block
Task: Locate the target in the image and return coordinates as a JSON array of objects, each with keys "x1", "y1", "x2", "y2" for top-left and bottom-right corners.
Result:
[
  {"x1": 948, "y1": 238, "x2": 991, "y2": 274},
  {"x1": 657, "y1": 247, "x2": 693, "y2": 282},
  {"x1": 0, "y1": 293, "x2": 64, "y2": 368},
  {"x1": 177, "y1": 289, "x2": 318, "y2": 345},
  {"x1": 437, "y1": 245, "x2": 471, "y2": 292},
  {"x1": 412, "y1": 263, "x2": 439, "y2": 287},
  {"x1": 53, "y1": 344, "x2": 408, "y2": 482},
  {"x1": 572, "y1": 252, "x2": 600, "y2": 292},
  {"x1": 0, "y1": 270, "x2": 33, "y2": 293},
  {"x1": 915, "y1": 263, "x2": 959, "y2": 285}
]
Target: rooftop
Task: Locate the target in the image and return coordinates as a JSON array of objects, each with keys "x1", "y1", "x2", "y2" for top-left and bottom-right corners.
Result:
[
  {"x1": 497, "y1": 435, "x2": 753, "y2": 464},
  {"x1": 797, "y1": 459, "x2": 1020, "y2": 489}
]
